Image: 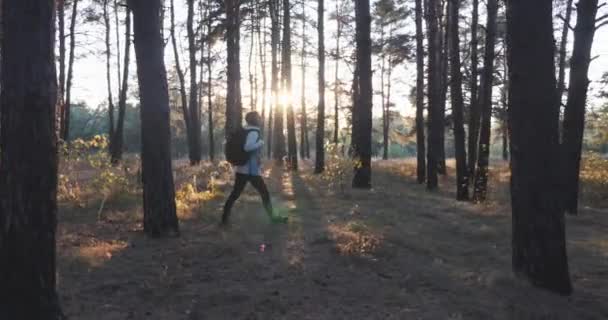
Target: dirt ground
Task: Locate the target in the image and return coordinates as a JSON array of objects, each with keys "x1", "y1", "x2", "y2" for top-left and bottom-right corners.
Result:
[{"x1": 57, "y1": 160, "x2": 608, "y2": 320}]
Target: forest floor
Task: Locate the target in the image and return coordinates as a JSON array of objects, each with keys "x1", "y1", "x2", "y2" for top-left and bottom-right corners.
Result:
[{"x1": 57, "y1": 159, "x2": 608, "y2": 320}]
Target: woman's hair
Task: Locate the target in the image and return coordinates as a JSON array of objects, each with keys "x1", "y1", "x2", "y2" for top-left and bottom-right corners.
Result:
[{"x1": 245, "y1": 111, "x2": 261, "y2": 126}]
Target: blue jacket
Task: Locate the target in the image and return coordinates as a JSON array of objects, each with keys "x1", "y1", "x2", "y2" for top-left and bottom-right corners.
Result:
[{"x1": 236, "y1": 126, "x2": 264, "y2": 176}]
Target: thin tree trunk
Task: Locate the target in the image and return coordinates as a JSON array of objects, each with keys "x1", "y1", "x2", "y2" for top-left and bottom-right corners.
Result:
[
  {"x1": 380, "y1": 26, "x2": 387, "y2": 160},
  {"x1": 300, "y1": 0, "x2": 309, "y2": 159},
  {"x1": 333, "y1": 0, "x2": 341, "y2": 145},
  {"x1": 64, "y1": 0, "x2": 79, "y2": 141},
  {"x1": 507, "y1": 0, "x2": 572, "y2": 295},
  {"x1": 283, "y1": 0, "x2": 298, "y2": 170},
  {"x1": 314, "y1": 0, "x2": 326, "y2": 173},
  {"x1": 501, "y1": 49, "x2": 509, "y2": 162},
  {"x1": 110, "y1": 6, "x2": 131, "y2": 164},
  {"x1": 170, "y1": 0, "x2": 192, "y2": 153},
  {"x1": 556, "y1": 0, "x2": 574, "y2": 108},
  {"x1": 384, "y1": 33, "x2": 393, "y2": 161},
  {"x1": 248, "y1": 8, "x2": 256, "y2": 111},
  {"x1": 0, "y1": 0, "x2": 63, "y2": 317},
  {"x1": 58, "y1": 0, "x2": 66, "y2": 139},
  {"x1": 448, "y1": 0, "x2": 468, "y2": 200},
  {"x1": 104, "y1": 0, "x2": 114, "y2": 142},
  {"x1": 114, "y1": 0, "x2": 122, "y2": 95},
  {"x1": 472, "y1": 0, "x2": 497, "y2": 202},
  {"x1": 425, "y1": 0, "x2": 441, "y2": 190},
  {"x1": 271, "y1": 0, "x2": 285, "y2": 162},
  {"x1": 415, "y1": 0, "x2": 426, "y2": 184},
  {"x1": 352, "y1": 0, "x2": 372, "y2": 189},
  {"x1": 187, "y1": 0, "x2": 202, "y2": 164},
  {"x1": 467, "y1": 0, "x2": 480, "y2": 178},
  {"x1": 562, "y1": 0, "x2": 600, "y2": 215},
  {"x1": 128, "y1": 0, "x2": 180, "y2": 237},
  {"x1": 258, "y1": 1, "x2": 268, "y2": 133},
  {"x1": 206, "y1": 0, "x2": 215, "y2": 160},
  {"x1": 437, "y1": 4, "x2": 448, "y2": 175}
]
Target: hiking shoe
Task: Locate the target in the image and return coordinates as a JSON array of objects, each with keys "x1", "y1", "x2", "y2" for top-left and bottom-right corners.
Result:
[{"x1": 270, "y1": 216, "x2": 288, "y2": 224}]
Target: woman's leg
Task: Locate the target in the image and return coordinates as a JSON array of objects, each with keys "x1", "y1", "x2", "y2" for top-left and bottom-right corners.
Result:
[
  {"x1": 222, "y1": 173, "x2": 249, "y2": 224},
  {"x1": 249, "y1": 175, "x2": 274, "y2": 218}
]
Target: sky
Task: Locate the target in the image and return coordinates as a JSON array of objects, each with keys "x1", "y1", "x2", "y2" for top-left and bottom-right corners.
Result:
[{"x1": 69, "y1": 0, "x2": 608, "y2": 119}]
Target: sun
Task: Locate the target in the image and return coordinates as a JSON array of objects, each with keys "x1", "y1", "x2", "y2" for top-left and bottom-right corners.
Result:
[{"x1": 278, "y1": 90, "x2": 292, "y2": 107}]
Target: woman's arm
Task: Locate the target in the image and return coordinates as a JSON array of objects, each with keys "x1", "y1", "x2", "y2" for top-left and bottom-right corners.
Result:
[{"x1": 243, "y1": 130, "x2": 264, "y2": 152}]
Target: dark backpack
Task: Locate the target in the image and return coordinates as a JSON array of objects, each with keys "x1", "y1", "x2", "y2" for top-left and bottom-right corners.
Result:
[{"x1": 225, "y1": 128, "x2": 259, "y2": 166}]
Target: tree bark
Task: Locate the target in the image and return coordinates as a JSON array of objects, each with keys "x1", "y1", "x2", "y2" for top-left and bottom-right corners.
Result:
[
  {"x1": 415, "y1": 0, "x2": 426, "y2": 184},
  {"x1": 110, "y1": 6, "x2": 131, "y2": 164},
  {"x1": 507, "y1": 0, "x2": 572, "y2": 295},
  {"x1": 352, "y1": 0, "x2": 372, "y2": 189},
  {"x1": 425, "y1": 0, "x2": 441, "y2": 190},
  {"x1": 467, "y1": 0, "x2": 480, "y2": 178},
  {"x1": 556, "y1": 0, "x2": 574, "y2": 108},
  {"x1": 283, "y1": 0, "x2": 298, "y2": 170},
  {"x1": 0, "y1": 0, "x2": 63, "y2": 317},
  {"x1": 64, "y1": 0, "x2": 79, "y2": 141},
  {"x1": 472, "y1": 0, "x2": 498, "y2": 202},
  {"x1": 271, "y1": 0, "x2": 285, "y2": 162},
  {"x1": 314, "y1": 0, "x2": 326, "y2": 173},
  {"x1": 300, "y1": 0, "x2": 309, "y2": 159},
  {"x1": 333, "y1": 0, "x2": 342, "y2": 145},
  {"x1": 58, "y1": 0, "x2": 66, "y2": 139},
  {"x1": 169, "y1": 0, "x2": 192, "y2": 150},
  {"x1": 258, "y1": 0, "x2": 268, "y2": 134},
  {"x1": 448, "y1": 0, "x2": 468, "y2": 200},
  {"x1": 437, "y1": 4, "x2": 448, "y2": 175},
  {"x1": 562, "y1": 0, "x2": 599, "y2": 215},
  {"x1": 206, "y1": 0, "x2": 215, "y2": 160},
  {"x1": 225, "y1": 0, "x2": 242, "y2": 136},
  {"x1": 129, "y1": 0, "x2": 180, "y2": 237},
  {"x1": 380, "y1": 26, "x2": 387, "y2": 160},
  {"x1": 114, "y1": 0, "x2": 122, "y2": 95},
  {"x1": 187, "y1": 0, "x2": 202, "y2": 164},
  {"x1": 104, "y1": 0, "x2": 114, "y2": 142}
]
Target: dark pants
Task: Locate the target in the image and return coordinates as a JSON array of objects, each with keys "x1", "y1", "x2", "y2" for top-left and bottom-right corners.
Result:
[{"x1": 222, "y1": 173, "x2": 273, "y2": 223}]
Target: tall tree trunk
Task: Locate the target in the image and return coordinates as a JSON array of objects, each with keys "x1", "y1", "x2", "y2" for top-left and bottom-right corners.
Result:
[
  {"x1": 187, "y1": 0, "x2": 202, "y2": 164},
  {"x1": 64, "y1": 0, "x2": 79, "y2": 141},
  {"x1": 170, "y1": 0, "x2": 192, "y2": 151},
  {"x1": 507, "y1": 0, "x2": 572, "y2": 295},
  {"x1": 467, "y1": 0, "x2": 480, "y2": 178},
  {"x1": 448, "y1": 0, "x2": 468, "y2": 200},
  {"x1": 271, "y1": 0, "x2": 285, "y2": 162},
  {"x1": 501, "y1": 49, "x2": 509, "y2": 162},
  {"x1": 314, "y1": 0, "x2": 326, "y2": 173},
  {"x1": 104, "y1": 0, "x2": 114, "y2": 142},
  {"x1": 58, "y1": 0, "x2": 66, "y2": 139},
  {"x1": 206, "y1": 0, "x2": 215, "y2": 161},
  {"x1": 380, "y1": 26, "x2": 387, "y2": 160},
  {"x1": 472, "y1": 0, "x2": 498, "y2": 202},
  {"x1": 258, "y1": 1, "x2": 268, "y2": 133},
  {"x1": 300, "y1": 0, "x2": 309, "y2": 159},
  {"x1": 110, "y1": 6, "x2": 131, "y2": 164},
  {"x1": 333, "y1": 0, "x2": 341, "y2": 145},
  {"x1": 129, "y1": 0, "x2": 180, "y2": 237},
  {"x1": 352, "y1": 0, "x2": 372, "y2": 189},
  {"x1": 556, "y1": 0, "x2": 574, "y2": 108},
  {"x1": 248, "y1": 7, "x2": 256, "y2": 111},
  {"x1": 384, "y1": 56, "x2": 392, "y2": 160},
  {"x1": 225, "y1": 0, "x2": 242, "y2": 136},
  {"x1": 425, "y1": 0, "x2": 441, "y2": 190},
  {"x1": 0, "y1": 0, "x2": 64, "y2": 317},
  {"x1": 114, "y1": 0, "x2": 122, "y2": 95},
  {"x1": 562, "y1": 0, "x2": 599, "y2": 215},
  {"x1": 283, "y1": 0, "x2": 298, "y2": 170},
  {"x1": 415, "y1": 0, "x2": 426, "y2": 184},
  {"x1": 437, "y1": 4, "x2": 448, "y2": 175}
]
